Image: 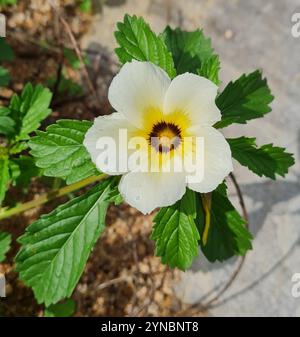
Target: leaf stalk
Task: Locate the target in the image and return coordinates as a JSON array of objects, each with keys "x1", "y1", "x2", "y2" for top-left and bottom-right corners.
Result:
[{"x1": 0, "y1": 174, "x2": 107, "y2": 221}]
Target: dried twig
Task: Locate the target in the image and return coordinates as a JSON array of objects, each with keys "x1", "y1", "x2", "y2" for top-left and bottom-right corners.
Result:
[
  {"x1": 52, "y1": 58, "x2": 64, "y2": 104},
  {"x1": 229, "y1": 172, "x2": 249, "y2": 221},
  {"x1": 97, "y1": 276, "x2": 131, "y2": 291},
  {"x1": 48, "y1": 0, "x2": 101, "y2": 107}
]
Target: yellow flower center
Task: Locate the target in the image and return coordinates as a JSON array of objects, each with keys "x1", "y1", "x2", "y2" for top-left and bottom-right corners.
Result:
[
  {"x1": 130, "y1": 107, "x2": 193, "y2": 170},
  {"x1": 148, "y1": 121, "x2": 182, "y2": 153}
]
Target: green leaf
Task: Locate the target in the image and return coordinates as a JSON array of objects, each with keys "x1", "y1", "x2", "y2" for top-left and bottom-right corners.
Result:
[
  {"x1": 0, "y1": 107, "x2": 15, "y2": 136},
  {"x1": 0, "y1": 232, "x2": 11, "y2": 262},
  {"x1": 29, "y1": 120, "x2": 98, "y2": 184},
  {"x1": 0, "y1": 0, "x2": 17, "y2": 6},
  {"x1": 197, "y1": 54, "x2": 220, "y2": 85},
  {"x1": 0, "y1": 38, "x2": 14, "y2": 62},
  {"x1": 196, "y1": 187, "x2": 253, "y2": 262},
  {"x1": 115, "y1": 14, "x2": 176, "y2": 78},
  {"x1": 63, "y1": 48, "x2": 89, "y2": 70},
  {"x1": 9, "y1": 83, "x2": 52, "y2": 140},
  {"x1": 107, "y1": 180, "x2": 123, "y2": 205},
  {"x1": 9, "y1": 156, "x2": 41, "y2": 187},
  {"x1": 45, "y1": 299, "x2": 76, "y2": 317},
  {"x1": 228, "y1": 137, "x2": 295, "y2": 179},
  {"x1": 63, "y1": 48, "x2": 81, "y2": 70},
  {"x1": 9, "y1": 141, "x2": 28, "y2": 154},
  {"x1": 215, "y1": 70, "x2": 274, "y2": 128},
  {"x1": 7, "y1": 159, "x2": 20, "y2": 185},
  {"x1": 161, "y1": 26, "x2": 220, "y2": 83},
  {"x1": 0, "y1": 158, "x2": 10, "y2": 205},
  {"x1": 78, "y1": 0, "x2": 91, "y2": 13},
  {"x1": 151, "y1": 189, "x2": 200, "y2": 270},
  {"x1": 47, "y1": 73, "x2": 83, "y2": 97},
  {"x1": 16, "y1": 177, "x2": 117, "y2": 306},
  {"x1": 0, "y1": 67, "x2": 10, "y2": 87}
]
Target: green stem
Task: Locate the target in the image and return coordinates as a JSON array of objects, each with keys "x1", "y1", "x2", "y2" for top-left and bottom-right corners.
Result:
[
  {"x1": 0, "y1": 174, "x2": 107, "y2": 221},
  {"x1": 52, "y1": 177, "x2": 62, "y2": 190}
]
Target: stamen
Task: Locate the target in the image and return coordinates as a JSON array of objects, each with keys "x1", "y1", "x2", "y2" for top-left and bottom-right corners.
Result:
[{"x1": 148, "y1": 121, "x2": 182, "y2": 153}]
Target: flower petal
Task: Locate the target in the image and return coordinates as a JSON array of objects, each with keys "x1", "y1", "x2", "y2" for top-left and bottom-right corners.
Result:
[
  {"x1": 118, "y1": 171, "x2": 187, "y2": 214},
  {"x1": 187, "y1": 126, "x2": 233, "y2": 192},
  {"x1": 108, "y1": 61, "x2": 171, "y2": 128},
  {"x1": 163, "y1": 73, "x2": 221, "y2": 126},
  {"x1": 83, "y1": 112, "x2": 138, "y2": 175}
]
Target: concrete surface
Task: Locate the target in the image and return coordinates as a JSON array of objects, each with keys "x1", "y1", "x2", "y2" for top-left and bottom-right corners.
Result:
[{"x1": 82, "y1": 0, "x2": 300, "y2": 316}]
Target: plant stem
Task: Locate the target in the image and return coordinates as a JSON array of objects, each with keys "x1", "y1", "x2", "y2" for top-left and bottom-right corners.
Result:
[
  {"x1": 176, "y1": 173, "x2": 249, "y2": 316},
  {"x1": 0, "y1": 174, "x2": 107, "y2": 221}
]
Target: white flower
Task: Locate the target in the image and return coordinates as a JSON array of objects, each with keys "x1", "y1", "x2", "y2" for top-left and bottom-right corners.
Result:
[{"x1": 84, "y1": 61, "x2": 233, "y2": 214}]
